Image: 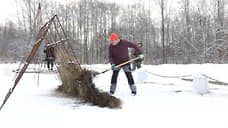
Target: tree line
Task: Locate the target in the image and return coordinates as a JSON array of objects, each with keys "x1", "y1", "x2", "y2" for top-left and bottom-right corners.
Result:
[{"x1": 0, "y1": 0, "x2": 227, "y2": 64}]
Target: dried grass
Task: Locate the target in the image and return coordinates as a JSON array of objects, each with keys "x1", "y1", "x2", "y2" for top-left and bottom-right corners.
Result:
[{"x1": 56, "y1": 63, "x2": 121, "y2": 109}]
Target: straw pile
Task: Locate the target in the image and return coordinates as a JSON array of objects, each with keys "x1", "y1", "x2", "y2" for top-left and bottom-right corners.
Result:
[{"x1": 56, "y1": 63, "x2": 121, "y2": 109}]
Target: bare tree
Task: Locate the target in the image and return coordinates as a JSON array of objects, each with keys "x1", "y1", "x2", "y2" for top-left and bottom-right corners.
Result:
[{"x1": 157, "y1": 0, "x2": 167, "y2": 64}]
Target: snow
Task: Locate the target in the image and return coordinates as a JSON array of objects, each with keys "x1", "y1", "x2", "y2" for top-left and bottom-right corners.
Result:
[{"x1": 1, "y1": 64, "x2": 228, "y2": 128}]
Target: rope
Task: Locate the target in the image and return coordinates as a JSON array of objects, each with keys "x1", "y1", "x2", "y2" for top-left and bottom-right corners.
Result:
[
  {"x1": 145, "y1": 70, "x2": 191, "y2": 78},
  {"x1": 145, "y1": 70, "x2": 228, "y2": 86},
  {"x1": 201, "y1": 74, "x2": 228, "y2": 85}
]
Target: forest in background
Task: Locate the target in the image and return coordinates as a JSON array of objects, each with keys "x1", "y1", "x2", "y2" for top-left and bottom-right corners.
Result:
[{"x1": 0, "y1": 0, "x2": 227, "y2": 64}]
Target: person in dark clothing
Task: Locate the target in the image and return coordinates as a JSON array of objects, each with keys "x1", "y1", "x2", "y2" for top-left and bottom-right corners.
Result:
[
  {"x1": 131, "y1": 42, "x2": 143, "y2": 71},
  {"x1": 44, "y1": 46, "x2": 55, "y2": 70},
  {"x1": 108, "y1": 33, "x2": 144, "y2": 95}
]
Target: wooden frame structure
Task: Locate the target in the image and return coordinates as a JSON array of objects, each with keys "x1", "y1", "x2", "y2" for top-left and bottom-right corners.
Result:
[{"x1": 0, "y1": 4, "x2": 81, "y2": 111}]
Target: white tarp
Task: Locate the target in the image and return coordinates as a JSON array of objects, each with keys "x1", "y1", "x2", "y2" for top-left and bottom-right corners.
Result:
[
  {"x1": 192, "y1": 73, "x2": 209, "y2": 95},
  {"x1": 133, "y1": 68, "x2": 147, "y2": 83}
]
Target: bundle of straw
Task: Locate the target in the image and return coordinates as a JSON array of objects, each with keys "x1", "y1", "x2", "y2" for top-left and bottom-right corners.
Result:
[{"x1": 57, "y1": 63, "x2": 121, "y2": 109}]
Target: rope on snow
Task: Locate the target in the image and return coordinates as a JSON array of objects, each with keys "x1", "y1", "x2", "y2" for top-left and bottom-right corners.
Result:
[
  {"x1": 145, "y1": 70, "x2": 191, "y2": 78},
  {"x1": 145, "y1": 70, "x2": 228, "y2": 86}
]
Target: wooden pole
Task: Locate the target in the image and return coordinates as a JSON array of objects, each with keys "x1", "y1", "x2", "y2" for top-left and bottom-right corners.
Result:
[
  {"x1": 101, "y1": 57, "x2": 140, "y2": 74},
  {"x1": 0, "y1": 15, "x2": 56, "y2": 111}
]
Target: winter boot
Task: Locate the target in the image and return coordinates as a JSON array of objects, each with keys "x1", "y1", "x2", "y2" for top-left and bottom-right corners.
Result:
[
  {"x1": 131, "y1": 91, "x2": 136, "y2": 96},
  {"x1": 110, "y1": 84, "x2": 116, "y2": 95},
  {"x1": 129, "y1": 84, "x2": 136, "y2": 96},
  {"x1": 110, "y1": 90, "x2": 114, "y2": 95}
]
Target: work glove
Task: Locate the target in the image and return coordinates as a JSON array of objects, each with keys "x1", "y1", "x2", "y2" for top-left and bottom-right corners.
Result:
[
  {"x1": 138, "y1": 54, "x2": 144, "y2": 60},
  {"x1": 111, "y1": 64, "x2": 116, "y2": 70}
]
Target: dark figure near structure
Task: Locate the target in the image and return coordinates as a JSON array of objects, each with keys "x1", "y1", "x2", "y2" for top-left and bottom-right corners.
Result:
[
  {"x1": 131, "y1": 42, "x2": 143, "y2": 71},
  {"x1": 44, "y1": 46, "x2": 55, "y2": 70}
]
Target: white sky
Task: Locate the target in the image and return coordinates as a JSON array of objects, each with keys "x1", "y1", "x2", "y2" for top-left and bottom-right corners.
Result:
[
  {"x1": 0, "y1": 0, "x2": 17, "y2": 25},
  {"x1": 0, "y1": 0, "x2": 227, "y2": 25},
  {"x1": 0, "y1": 0, "x2": 179, "y2": 25}
]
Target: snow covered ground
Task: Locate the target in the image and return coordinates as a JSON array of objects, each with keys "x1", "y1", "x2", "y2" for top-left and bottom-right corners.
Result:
[{"x1": 1, "y1": 63, "x2": 228, "y2": 128}]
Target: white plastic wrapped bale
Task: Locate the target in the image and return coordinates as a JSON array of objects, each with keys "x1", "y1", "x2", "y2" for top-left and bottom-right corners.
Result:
[
  {"x1": 133, "y1": 68, "x2": 147, "y2": 83},
  {"x1": 4, "y1": 67, "x2": 12, "y2": 76},
  {"x1": 192, "y1": 73, "x2": 209, "y2": 95}
]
